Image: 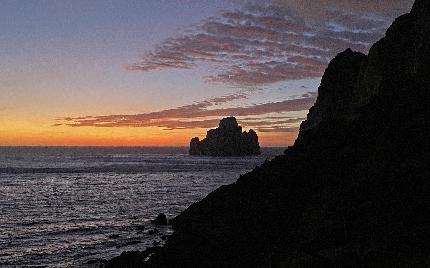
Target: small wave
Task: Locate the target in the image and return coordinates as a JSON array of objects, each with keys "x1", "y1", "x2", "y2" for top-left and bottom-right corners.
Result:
[{"x1": 0, "y1": 148, "x2": 281, "y2": 267}]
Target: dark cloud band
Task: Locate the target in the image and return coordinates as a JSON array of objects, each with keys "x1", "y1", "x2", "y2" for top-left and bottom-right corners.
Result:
[{"x1": 56, "y1": 92, "x2": 316, "y2": 133}]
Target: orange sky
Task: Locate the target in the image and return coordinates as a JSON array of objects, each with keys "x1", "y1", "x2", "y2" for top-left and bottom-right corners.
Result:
[
  {"x1": 0, "y1": 119, "x2": 298, "y2": 147},
  {"x1": 1, "y1": 1, "x2": 405, "y2": 147}
]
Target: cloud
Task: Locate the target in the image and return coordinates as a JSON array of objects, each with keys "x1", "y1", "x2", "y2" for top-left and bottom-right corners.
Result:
[
  {"x1": 256, "y1": 126, "x2": 300, "y2": 133},
  {"x1": 127, "y1": 1, "x2": 410, "y2": 86},
  {"x1": 239, "y1": 117, "x2": 305, "y2": 124},
  {"x1": 135, "y1": 117, "x2": 304, "y2": 131},
  {"x1": 56, "y1": 93, "x2": 315, "y2": 132},
  {"x1": 208, "y1": 59, "x2": 327, "y2": 85},
  {"x1": 273, "y1": 0, "x2": 414, "y2": 20}
]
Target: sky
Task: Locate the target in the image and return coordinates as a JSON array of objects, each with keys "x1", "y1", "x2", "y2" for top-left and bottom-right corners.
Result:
[{"x1": 0, "y1": 0, "x2": 414, "y2": 146}]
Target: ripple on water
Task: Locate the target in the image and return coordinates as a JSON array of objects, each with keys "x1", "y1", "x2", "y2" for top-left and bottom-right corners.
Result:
[{"x1": 0, "y1": 147, "x2": 282, "y2": 267}]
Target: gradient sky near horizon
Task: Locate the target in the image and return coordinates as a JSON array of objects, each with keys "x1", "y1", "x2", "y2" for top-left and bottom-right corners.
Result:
[{"x1": 0, "y1": 0, "x2": 414, "y2": 146}]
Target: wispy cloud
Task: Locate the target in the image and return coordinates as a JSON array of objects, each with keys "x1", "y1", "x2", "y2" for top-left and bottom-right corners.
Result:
[
  {"x1": 256, "y1": 126, "x2": 300, "y2": 133},
  {"x1": 56, "y1": 92, "x2": 315, "y2": 132},
  {"x1": 272, "y1": 0, "x2": 413, "y2": 20},
  {"x1": 127, "y1": 1, "x2": 402, "y2": 86},
  {"x1": 57, "y1": 1, "x2": 414, "y2": 136}
]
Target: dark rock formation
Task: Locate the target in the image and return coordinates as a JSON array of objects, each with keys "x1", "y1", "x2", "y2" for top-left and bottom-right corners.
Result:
[
  {"x1": 188, "y1": 137, "x2": 201, "y2": 155},
  {"x1": 189, "y1": 117, "x2": 261, "y2": 156},
  {"x1": 101, "y1": 248, "x2": 161, "y2": 268},
  {"x1": 148, "y1": 228, "x2": 159, "y2": 235},
  {"x1": 104, "y1": 1, "x2": 430, "y2": 267},
  {"x1": 152, "y1": 213, "x2": 168, "y2": 226},
  {"x1": 108, "y1": 234, "x2": 120, "y2": 239},
  {"x1": 299, "y1": 49, "x2": 367, "y2": 132}
]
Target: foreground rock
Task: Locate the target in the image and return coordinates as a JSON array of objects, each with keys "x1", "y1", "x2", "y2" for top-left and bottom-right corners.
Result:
[
  {"x1": 189, "y1": 117, "x2": 261, "y2": 156},
  {"x1": 101, "y1": 248, "x2": 160, "y2": 268},
  {"x1": 152, "y1": 213, "x2": 168, "y2": 226},
  {"x1": 105, "y1": 1, "x2": 430, "y2": 267}
]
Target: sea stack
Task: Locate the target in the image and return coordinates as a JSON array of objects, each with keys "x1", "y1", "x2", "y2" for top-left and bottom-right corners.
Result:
[
  {"x1": 189, "y1": 117, "x2": 260, "y2": 156},
  {"x1": 103, "y1": 0, "x2": 430, "y2": 267}
]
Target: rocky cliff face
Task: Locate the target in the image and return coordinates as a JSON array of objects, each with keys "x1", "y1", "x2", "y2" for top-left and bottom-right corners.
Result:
[
  {"x1": 299, "y1": 0, "x2": 430, "y2": 142},
  {"x1": 299, "y1": 49, "x2": 367, "y2": 133},
  {"x1": 189, "y1": 117, "x2": 261, "y2": 156},
  {"x1": 104, "y1": 1, "x2": 430, "y2": 267}
]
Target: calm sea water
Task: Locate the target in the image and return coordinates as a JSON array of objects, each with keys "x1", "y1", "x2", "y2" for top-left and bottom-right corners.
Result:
[{"x1": 0, "y1": 147, "x2": 283, "y2": 267}]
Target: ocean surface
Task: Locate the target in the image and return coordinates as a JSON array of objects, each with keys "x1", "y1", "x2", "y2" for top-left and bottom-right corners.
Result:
[{"x1": 0, "y1": 147, "x2": 283, "y2": 267}]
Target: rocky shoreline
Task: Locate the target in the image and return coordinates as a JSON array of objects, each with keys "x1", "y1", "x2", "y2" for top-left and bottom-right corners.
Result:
[{"x1": 103, "y1": 0, "x2": 430, "y2": 267}]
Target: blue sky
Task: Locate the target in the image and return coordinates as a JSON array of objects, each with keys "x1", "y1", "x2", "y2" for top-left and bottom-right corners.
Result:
[{"x1": 0, "y1": 0, "x2": 414, "y2": 146}]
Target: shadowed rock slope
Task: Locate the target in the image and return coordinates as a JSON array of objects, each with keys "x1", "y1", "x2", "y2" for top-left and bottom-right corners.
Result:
[{"x1": 104, "y1": 1, "x2": 429, "y2": 267}]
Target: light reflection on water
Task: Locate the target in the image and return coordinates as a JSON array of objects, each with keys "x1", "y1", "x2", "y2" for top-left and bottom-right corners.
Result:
[{"x1": 0, "y1": 147, "x2": 282, "y2": 267}]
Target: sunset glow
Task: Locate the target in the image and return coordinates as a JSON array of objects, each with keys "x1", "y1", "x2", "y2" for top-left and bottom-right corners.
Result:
[{"x1": 0, "y1": 0, "x2": 413, "y2": 147}]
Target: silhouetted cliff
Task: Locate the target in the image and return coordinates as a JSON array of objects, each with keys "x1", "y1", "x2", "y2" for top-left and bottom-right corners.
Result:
[
  {"x1": 299, "y1": 49, "x2": 366, "y2": 132},
  {"x1": 189, "y1": 117, "x2": 260, "y2": 156},
  {"x1": 103, "y1": 1, "x2": 430, "y2": 267}
]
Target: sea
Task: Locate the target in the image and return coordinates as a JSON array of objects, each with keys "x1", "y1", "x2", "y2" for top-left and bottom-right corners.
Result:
[{"x1": 0, "y1": 147, "x2": 283, "y2": 267}]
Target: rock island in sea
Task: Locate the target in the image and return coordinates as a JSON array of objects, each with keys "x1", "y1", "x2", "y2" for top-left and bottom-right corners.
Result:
[
  {"x1": 103, "y1": 0, "x2": 430, "y2": 266},
  {"x1": 189, "y1": 117, "x2": 261, "y2": 156}
]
